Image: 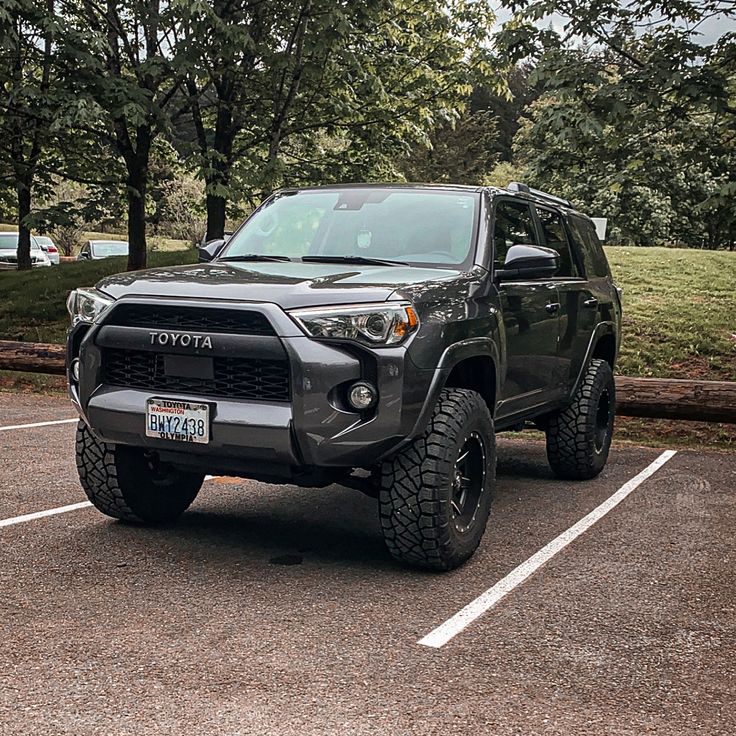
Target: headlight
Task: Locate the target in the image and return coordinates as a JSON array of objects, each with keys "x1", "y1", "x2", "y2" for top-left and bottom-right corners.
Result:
[
  {"x1": 289, "y1": 302, "x2": 419, "y2": 346},
  {"x1": 66, "y1": 288, "x2": 115, "y2": 325}
]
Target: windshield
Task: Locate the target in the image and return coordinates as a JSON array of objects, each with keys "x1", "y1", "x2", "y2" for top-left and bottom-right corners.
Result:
[
  {"x1": 0, "y1": 234, "x2": 41, "y2": 250},
  {"x1": 92, "y1": 241, "x2": 128, "y2": 257},
  {"x1": 221, "y1": 188, "x2": 479, "y2": 266}
]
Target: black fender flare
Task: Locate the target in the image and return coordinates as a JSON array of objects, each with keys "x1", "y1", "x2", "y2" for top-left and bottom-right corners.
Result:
[
  {"x1": 405, "y1": 337, "x2": 501, "y2": 442},
  {"x1": 571, "y1": 321, "x2": 618, "y2": 396}
]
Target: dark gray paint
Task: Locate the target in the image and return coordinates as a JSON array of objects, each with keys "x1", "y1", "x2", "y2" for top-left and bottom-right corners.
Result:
[{"x1": 70, "y1": 184, "x2": 621, "y2": 482}]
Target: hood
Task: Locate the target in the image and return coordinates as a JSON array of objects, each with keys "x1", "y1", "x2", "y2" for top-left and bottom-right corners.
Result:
[{"x1": 95, "y1": 261, "x2": 467, "y2": 310}]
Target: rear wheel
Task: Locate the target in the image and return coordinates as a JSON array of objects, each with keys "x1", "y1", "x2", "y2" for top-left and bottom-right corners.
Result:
[
  {"x1": 75, "y1": 422, "x2": 204, "y2": 524},
  {"x1": 378, "y1": 389, "x2": 496, "y2": 571},
  {"x1": 545, "y1": 358, "x2": 615, "y2": 480}
]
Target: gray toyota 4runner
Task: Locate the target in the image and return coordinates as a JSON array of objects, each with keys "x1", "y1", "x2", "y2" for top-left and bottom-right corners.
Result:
[{"x1": 67, "y1": 183, "x2": 621, "y2": 571}]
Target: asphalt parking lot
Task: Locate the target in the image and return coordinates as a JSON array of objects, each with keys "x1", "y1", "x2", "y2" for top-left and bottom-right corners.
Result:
[{"x1": 1, "y1": 392, "x2": 734, "y2": 736}]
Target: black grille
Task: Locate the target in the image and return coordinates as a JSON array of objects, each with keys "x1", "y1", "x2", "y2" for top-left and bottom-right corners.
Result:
[
  {"x1": 107, "y1": 304, "x2": 275, "y2": 336},
  {"x1": 102, "y1": 349, "x2": 290, "y2": 401}
]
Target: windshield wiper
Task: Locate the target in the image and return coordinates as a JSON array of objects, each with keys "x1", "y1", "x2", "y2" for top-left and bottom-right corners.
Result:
[
  {"x1": 301, "y1": 255, "x2": 406, "y2": 266},
  {"x1": 218, "y1": 254, "x2": 292, "y2": 262}
]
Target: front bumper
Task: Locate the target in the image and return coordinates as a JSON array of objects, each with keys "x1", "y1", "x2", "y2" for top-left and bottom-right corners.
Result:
[{"x1": 69, "y1": 297, "x2": 434, "y2": 476}]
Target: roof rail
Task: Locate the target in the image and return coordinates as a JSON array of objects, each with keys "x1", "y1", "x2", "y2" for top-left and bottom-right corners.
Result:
[{"x1": 507, "y1": 182, "x2": 572, "y2": 208}]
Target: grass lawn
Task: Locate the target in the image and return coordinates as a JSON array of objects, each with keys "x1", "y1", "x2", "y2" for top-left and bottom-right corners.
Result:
[
  {"x1": 607, "y1": 247, "x2": 736, "y2": 382},
  {"x1": 0, "y1": 244, "x2": 734, "y2": 448}
]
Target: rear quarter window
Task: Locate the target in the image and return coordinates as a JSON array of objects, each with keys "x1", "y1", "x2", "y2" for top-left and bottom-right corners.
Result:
[{"x1": 567, "y1": 215, "x2": 610, "y2": 278}]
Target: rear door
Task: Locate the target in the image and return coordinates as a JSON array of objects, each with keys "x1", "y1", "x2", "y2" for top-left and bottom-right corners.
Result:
[
  {"x1": 566, "y1": 214, "x2": 619, "y2": 377},
  {"x1": 540, "y1": 209, "x2": 598, "y2": 393},
  {"x1": 492, "y1": 198, "x2": 563, "y2": 418}
]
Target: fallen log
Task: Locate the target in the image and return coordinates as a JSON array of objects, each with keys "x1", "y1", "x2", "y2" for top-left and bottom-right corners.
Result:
[
  {"x1": 614, "y1": 376, "x2": 736, "y2": 424},
  {"x1": 0, "y1": 340, "x2": 66, "y2": 375},
  {"x1": 0, "y1": 339, "x2": 734, "y2": 423}
]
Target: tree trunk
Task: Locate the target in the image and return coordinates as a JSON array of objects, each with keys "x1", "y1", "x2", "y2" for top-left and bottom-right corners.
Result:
[
  {"x1": 16, "y1": 183, "x2": 33, "y2": 271},
  {"x1": 0, "y1": 340, "x2": 66, "y2": 374},
  {"x1": 205, "y1": 191, "x2": 227, "y2": 242},
  {"x1": 126, "y1": 165, "x2": 147, "y2": 271},
  {"x1": 616, "y1": 377, "x2": 736, "y2": 423},
  {"x1": 204, "y1": 107, "x2": 235, "y2": 242}
]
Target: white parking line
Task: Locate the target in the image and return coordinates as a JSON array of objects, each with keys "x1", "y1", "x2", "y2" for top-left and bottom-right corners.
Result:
[
  {"x1": 0, "y1": 418, "x2": 78, "y2": 432},
  {"x1": 0, "y1": 501, "x2": 92, "y2": 529},
  {"x1": 0, "y1": 478, "x2": 223, "y2": 530},
  {"x1": 418, "y1": 449, "x2": 678, "y2": 649}
]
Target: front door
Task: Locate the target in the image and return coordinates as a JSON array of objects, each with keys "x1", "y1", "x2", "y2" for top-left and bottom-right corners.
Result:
[{"x1": 492, "y1": 199, "x2": 563, "y2": 418}]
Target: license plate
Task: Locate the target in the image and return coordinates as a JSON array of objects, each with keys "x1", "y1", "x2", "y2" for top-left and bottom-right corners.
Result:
[{"x1": 145, "y1": 399, "x2": 210, "y2": 444}]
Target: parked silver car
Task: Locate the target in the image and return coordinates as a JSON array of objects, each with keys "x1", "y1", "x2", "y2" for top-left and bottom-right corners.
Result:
[
  {"x1": 0, "y1": 232, "x2": 52, "y2": 269},
  {"x1": 77, "y1": 239, "x2": 129, "y2": 260},
  {"x1": 34, "y1": 235, "x2": 60, "y2": 265}
]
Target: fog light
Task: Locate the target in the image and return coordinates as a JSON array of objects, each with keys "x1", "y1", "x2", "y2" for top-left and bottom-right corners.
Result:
[
  {"x1": 71, "y1": 359, "x2": 80, "y2": 382},
  {"x1": 348, "y1": 381, "x2": 377, "y2": 410}
]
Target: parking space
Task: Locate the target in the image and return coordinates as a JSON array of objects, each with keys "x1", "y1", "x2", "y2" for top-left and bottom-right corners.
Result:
[{"x1": 1, "y1": 393, "x2": 734, "y2": 735}]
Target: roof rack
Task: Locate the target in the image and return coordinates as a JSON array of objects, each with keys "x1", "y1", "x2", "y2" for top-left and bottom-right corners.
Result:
[{"x1": 507, "y1": 182, "x2": 572, "y2": 209}]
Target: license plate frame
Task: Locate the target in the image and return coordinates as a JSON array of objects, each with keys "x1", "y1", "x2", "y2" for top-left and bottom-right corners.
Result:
[{"x1": 145, "y1": 398, "x2": 210, "y2": 444}]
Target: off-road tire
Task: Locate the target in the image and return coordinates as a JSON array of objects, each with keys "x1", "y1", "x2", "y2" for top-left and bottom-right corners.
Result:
[
  {"x1": 545, "y1": 358, "x2": 615, "y2": 480},
  {"x1": 76, "y1": 422, "x2": 204, "y2": 524},
  {"x1": 378, "y1": 388, "x2": 496, "y2": 571}
]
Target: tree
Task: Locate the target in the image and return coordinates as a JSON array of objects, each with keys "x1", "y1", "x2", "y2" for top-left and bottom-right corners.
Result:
[
  {"x1": 499, "y1": 2, "x2": 735, "y2": 248},
  {"x1": 496, "y1": 0, "x2": 736, "y2": 115},
  {"x1": 177, "y1": 0, "x2": 497, "y2": 240},
  {"x1": 56, "y1": 0, "x2": 186, "y2": 270},
  {"x1": 0, "y1": 0, "x2": 58, "y2": 269},
  {"x1": 470, "y1": 65, "x2": 539, "y2": 162},
  {"x1": 514, "y1": 82, "x2": 736, "y2": 247},
  {"x1": 398, "y1": 110, "x2": 498, "y2": 184}
]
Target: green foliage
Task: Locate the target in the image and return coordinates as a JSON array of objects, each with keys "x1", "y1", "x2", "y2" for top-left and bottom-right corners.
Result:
[
  {"x1": 155, "y1": 173, "x2": 206, "y2": 246},
  {"x1": 514, "y1": 87, "x2": 736, "y2": 247},
  {"x1": 396, "y1": 110, "x2": 499, "y2": 184},
  {"x1": 496, "y1": 1, "x2": 736, "y2": 117},
  {"x1": 176, "y1": 0, "x2": 499, "y2": 229},
  {"x1": 0, "y1": 0, "x2": 66, "y2": 268},
  {"x1": 54, "y1": 0, "x2": 190, "y2": 269},
  {"x1": 482, "y1": 161, "x2": 525, "y2": 188},
  {"x1": 498, "y1": 1, "x2": 736, "y2": 248}
]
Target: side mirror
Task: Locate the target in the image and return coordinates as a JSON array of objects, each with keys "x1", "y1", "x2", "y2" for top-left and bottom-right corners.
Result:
[
  {"x1": 496, "y1": 244, "x2": 559, "y2": 282},
  {"x1": 198, "y1": 238, "x2": 226, "y2": 263}
]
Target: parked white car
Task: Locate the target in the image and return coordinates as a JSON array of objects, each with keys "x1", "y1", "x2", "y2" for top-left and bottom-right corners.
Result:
[
  {"x1": 0, "y1": 232, "x2": 52, "y2": 269},
  {"x1": 34, "y1": 235, "x2": 60, "y2": 265}
]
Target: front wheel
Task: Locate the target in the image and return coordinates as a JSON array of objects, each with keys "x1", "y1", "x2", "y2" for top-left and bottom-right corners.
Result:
[
  {"x1": 378, "y1": 389, "x2": 496, "y2": 571},
  {"x1": 545, "y1": 358, "x2": 616, "y2": 480},
  {"x1": 76, "y1": 422, "x2": 204, "y2": 524}
]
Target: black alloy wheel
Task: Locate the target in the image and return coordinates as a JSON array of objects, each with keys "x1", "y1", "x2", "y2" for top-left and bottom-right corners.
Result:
[{"x1": 451, "y1": 431, "x2": 487, "y2": 534}]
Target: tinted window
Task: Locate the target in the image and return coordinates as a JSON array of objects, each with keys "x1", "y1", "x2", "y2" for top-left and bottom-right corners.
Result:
[
  {"x1": 92, "y1": 241, "x2": 128, "y2": 257},
  {"x1": 492, "y1": 200, "x2": 537, "y2": 267},
  {"x1": 0, "y1": 234, "x2": 40, "y2": 250},
  {"x1": 224, "y1": 189, "x2": 478, "y2": 266},
  {"x1": 567, "y1": 215, "x2": 609, "y2": 277},
  {"x1": 538, "y1": 208, "x2": 578, "y2": 277}
]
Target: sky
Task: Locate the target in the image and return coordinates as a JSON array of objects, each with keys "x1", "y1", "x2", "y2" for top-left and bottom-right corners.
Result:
[{"x1": 491, "y1": 3, "x2": 736, "y2": 46}]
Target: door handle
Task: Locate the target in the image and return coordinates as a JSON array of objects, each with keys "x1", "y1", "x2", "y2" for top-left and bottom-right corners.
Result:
[
  {"x1": 583, "y1": 298, "x2": 599, "y2": 309},
  {"x1": 545, "y1": 302, "x2": 560, "y2": 314}
]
